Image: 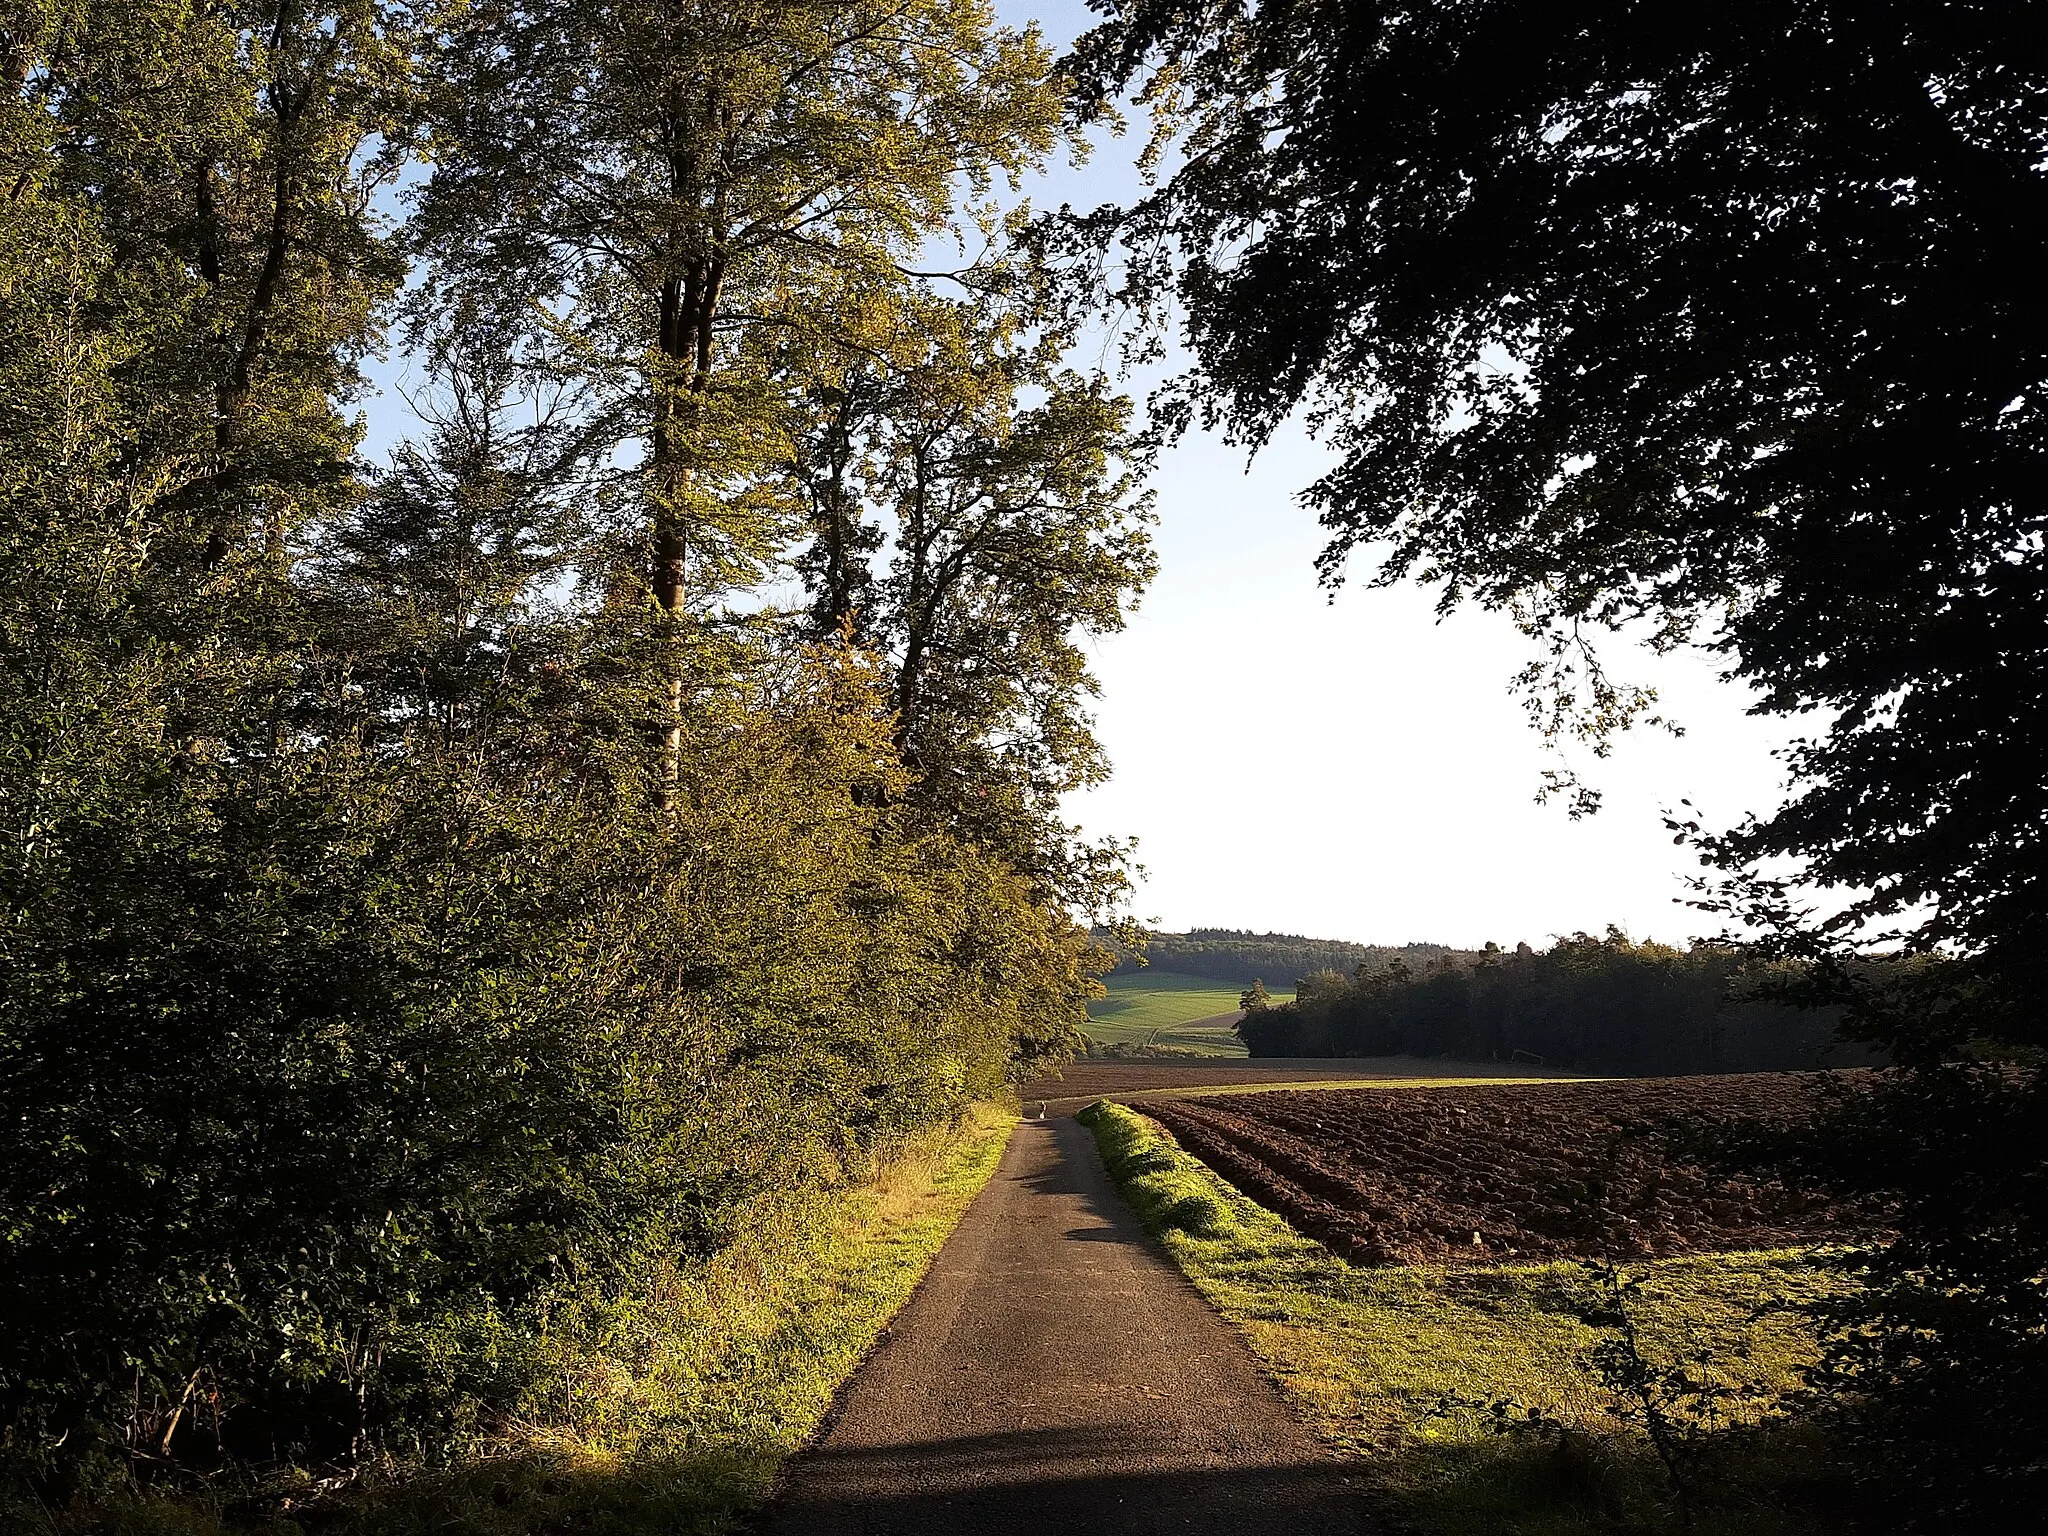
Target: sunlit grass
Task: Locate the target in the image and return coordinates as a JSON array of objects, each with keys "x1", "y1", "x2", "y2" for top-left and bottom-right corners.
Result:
[
  {"x1": 1080, "y1": 1099, "x2": 1860, "y2": 1536},
  {"x1": 64, "y1": 1108, "x2": 1018, "y2": 1536},
  {"x1": 1126, "y1": 1073, "x2": 1596, "y2": 1100}
]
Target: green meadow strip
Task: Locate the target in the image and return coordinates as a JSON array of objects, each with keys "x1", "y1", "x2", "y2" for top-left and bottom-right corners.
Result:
[{"x1": 1118, "y1": 1074, "x2": 1601, "y2": 1100}]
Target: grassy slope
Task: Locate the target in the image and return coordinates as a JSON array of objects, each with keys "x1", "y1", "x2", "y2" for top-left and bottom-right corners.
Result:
[
  {"x1": 1084, "y1": 971, "x2": 1296, "y2": 1055},
  {"x1": 1079, "y1": 1099, "x2": 1857, "y2": 1536},
  {"x1": 80, "y1": 1106, "x2": 1017, "y2": 1536}
]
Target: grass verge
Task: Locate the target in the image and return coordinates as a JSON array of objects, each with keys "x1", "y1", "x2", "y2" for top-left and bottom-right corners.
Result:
[
  {"x1": 59, "y1": 1105, "x2": 1016, "y2": 1536},
  {"x1": 1114, "y1": 1074, "x2": 1598, "y2": 1102},
  {"x1": 1077, "y1": 1098, "x2": 1860, "y2": 1536}
]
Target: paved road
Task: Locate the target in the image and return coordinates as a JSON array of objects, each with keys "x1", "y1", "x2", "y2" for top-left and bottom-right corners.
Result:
[{"x1": 763, "y1": 1116, "x2": 1372, "y2": 1535}]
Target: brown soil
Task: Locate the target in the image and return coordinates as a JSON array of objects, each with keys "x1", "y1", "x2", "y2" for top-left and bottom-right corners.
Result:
[{"x1": 1143, "y1": 1073, "x2": 1885, "y2": 1266}]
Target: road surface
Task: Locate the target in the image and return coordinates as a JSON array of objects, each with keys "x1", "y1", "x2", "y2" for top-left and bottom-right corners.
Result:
[{"x1": 763, "y1": 1115, "x2": 1372, "y2": 1535}]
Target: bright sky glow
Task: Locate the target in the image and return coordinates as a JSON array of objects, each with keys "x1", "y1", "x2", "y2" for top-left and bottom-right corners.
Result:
[
  {"x1": 1011, "y1": 1, "x2": 1803, "y2": 949},
  {"x1": 1063, "y1": 412, "x2": 1800, "y2": 948}
]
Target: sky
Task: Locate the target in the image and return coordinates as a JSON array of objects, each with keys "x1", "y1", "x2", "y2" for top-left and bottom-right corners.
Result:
[
  {"x1": 1059, "y1": 414, "x2": 1800, "y2": 950},
  {"x1": 1007, "y1": 1, "x2": 1804, "y2": 949}
]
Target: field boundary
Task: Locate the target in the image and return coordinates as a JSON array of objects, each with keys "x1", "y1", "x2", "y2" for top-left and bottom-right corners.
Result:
[
  {"x1": 1078, "y1": 1098, "x2": 1859, "y2": 1536},
  {"x1": 1082, "y1": 970, "x2": 1292, "y2": 1057},
  {"x1": 1032, "y1": 1073, "x2": 1598, "y2": 1116}
]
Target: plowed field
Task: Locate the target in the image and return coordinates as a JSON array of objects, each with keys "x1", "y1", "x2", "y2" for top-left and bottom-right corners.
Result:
[{"x1": 1143, "y1": 1073, "x2": 1882, "y2": 1265}]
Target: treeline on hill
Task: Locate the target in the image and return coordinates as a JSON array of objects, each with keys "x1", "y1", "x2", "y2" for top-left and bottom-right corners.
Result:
[
  {"x1": 0, "y1": 0, "x2": 1147, "y2": 1513},
  {"x1": 1102, "y1": 928, "x2": 1459, "y2": 986},
  {"x1": 1237, "y1": 931, "x2": 1867, "y2": 1075}
]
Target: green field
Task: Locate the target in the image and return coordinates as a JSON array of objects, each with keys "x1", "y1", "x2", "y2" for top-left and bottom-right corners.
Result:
[{"x1": 1083, "y1": 970, "x2": 1296, "y2": 1056}]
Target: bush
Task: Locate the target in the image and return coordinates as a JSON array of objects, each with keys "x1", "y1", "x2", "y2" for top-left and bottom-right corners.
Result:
[
  {"x1": 0, "y1": 642, "x2": 1093, "y2": 1498},
  {"x1": 1798, "y1": 1059, "x2": 2048, "y2": 1528}
]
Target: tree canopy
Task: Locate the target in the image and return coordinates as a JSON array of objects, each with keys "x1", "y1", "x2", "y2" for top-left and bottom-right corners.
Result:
[
  {"x1": 0, "y1": 0, "x2": 1148, "y2": 1498},
  {"x1": 1067, "y1": 1, "x2": 2048, "y2": 1520},
  {"x1": 1068, "y1": 0, "x2": 2048, "y2": 991}
]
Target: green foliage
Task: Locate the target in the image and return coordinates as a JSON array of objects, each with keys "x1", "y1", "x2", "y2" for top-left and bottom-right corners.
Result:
[
  {"x1": 1570, "y1": 1263, "x2": 1784, "y2": 1532},
  {"x1": 1071, "y1": 1, "x2": 2048, "y2": 1519},
  {"x1": 789, "y1": 297, "x2": 1157, "y2": 908},
  {"x1": 1238, "y1": 931, "x2": 1856, "y2": 1075},
  {"x1": 1101, "y1": 928, "x2": 1460, "y2": 988},
  {"x1": 0, "y1": 0, "x2": 1132, "y2": 1515},
  {"x1": 7, "y1": 1109, "x2": 1016, "y2": 1536},
  {"x1": 1779, "y1": 1055, "x2": 2048, "y2": 1530},
  {"x1": 412, "y1": 0, "x2": 1069, "y2": 610}
]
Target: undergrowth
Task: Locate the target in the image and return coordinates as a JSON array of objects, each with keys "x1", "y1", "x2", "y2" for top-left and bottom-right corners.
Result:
[
  {"x1": 1078, "y1": 1099, "x2": 1865, "y2": 1536},
  {"x1": 25, "y1": 1106, "x2": 1017, "y2": 1536}
]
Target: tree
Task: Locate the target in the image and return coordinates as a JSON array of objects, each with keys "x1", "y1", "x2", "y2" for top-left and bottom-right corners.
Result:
[
  {"x1": 1068, "y1": 0, "x2": 2048, "y2": 979},
  {"x1": 1239, "y1": 978, "x2": 1270, "y2": 1013},
  {"x1": 35, "y1": 0, "x2": 421, "y2": 558},
  {"x1": 1068, "y1": 0, "x2": 2048, "y2": 1520},
  {"x1": 414, "y1": 0, "x2": 1065, "y2": 788},
  {"x1": 0, "y1": 0, "x2": 469, "y2": 1482},
  {"x1": 4, "y1": 0, "x2": 1138, "y2": 1502},
  {"x1": 788, "y1": 295, "x2": 1156, "y2": 905}
]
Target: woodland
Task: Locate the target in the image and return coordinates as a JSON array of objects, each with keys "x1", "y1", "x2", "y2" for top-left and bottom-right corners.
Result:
[
  {"x1": 1236, "y1": 932, "x2": 1858, "y2": 1077},
  {"x1": 1101, "y1": 928, "x2": 1457, "y2": 986},
  {"x1": 0, "y1": 0, "x2": 1152, "y2": 1508}
]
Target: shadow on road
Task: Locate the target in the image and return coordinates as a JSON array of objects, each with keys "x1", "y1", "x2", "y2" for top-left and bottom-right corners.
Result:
[
  {"x1": 767, "y1": 1430, "x2": 1371, "y2": 1534},
  {"x1": 1014, "y1": 1121, "x2": 1152, "y2": 1247}
]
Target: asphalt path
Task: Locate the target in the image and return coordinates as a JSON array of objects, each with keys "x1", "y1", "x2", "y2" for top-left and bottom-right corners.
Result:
[{"x1": 762, "y1": 1115, "x2": 1372, "y2": 1536}]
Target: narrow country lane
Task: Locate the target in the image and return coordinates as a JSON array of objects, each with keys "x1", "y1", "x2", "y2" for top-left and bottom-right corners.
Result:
[{"x1": 763, "y1": 1116, "x2": 1374, "y2": 1535}]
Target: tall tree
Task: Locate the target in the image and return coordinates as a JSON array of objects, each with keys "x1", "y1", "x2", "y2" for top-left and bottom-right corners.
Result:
[
  {"x1": 415, "y1": 0, "x2": 1065, "y2": 786},
  {"x1": 0, "y1": 0, "x2": 445, "y2": 1480},
  {"x1": 3, "y1": 0, "x2": 1134, "y2": 1499},
  {"x1": 788, "y1": 297, "x2": 1156, "y2": 906},
  {"x1": 39, "y1": 0, "x2": 419, "y2": 557},
  {"x1": 1068, "y1": 0, "x2": 2048, "y2": 982}
]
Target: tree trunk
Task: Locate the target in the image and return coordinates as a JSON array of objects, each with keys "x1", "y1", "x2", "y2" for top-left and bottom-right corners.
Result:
[{"x1": 650, "y1": 253, "x2": 724, "y2": 801}]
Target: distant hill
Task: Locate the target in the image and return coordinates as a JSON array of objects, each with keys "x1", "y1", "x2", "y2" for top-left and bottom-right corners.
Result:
[{"x1": 1097, "y1": 928, "x2": 1470, "y2": 988}]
